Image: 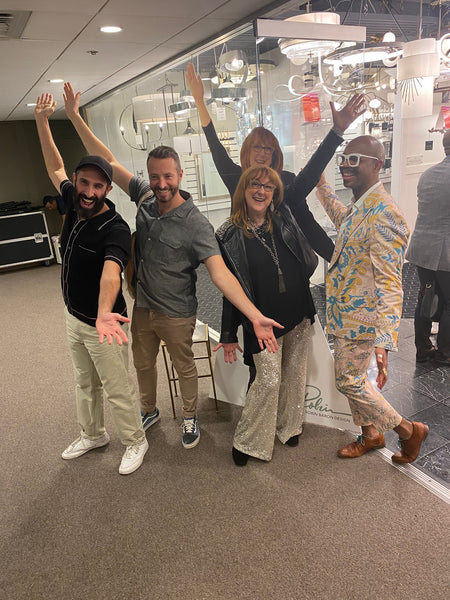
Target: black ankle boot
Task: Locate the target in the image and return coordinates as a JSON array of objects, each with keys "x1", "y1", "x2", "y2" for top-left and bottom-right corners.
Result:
[
  {"x1": 286, "y1": 435, "x2": 299, "y2": 447},
  {"x1": 232, "y1": 446, "x2": 249, "y2": 466}
]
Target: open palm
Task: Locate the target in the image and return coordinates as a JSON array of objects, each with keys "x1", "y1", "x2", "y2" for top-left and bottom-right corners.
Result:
[{"x1": 35, "y1": 93, "x2": 56, "y2": 119}]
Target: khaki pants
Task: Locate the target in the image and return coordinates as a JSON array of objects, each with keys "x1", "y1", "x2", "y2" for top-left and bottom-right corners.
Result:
[
  {"x1": 131, "y1": 306, "x2": 197, "y2": 418},
  {"x1": 65, "y1": 309, "x2": 144, "y2": 446},
  {"x1": 333, "y1": 336, "x2": 402, "y2": 433},
  {"x1": 234, "y1": 319, "x2": 312, "y2": 461}
]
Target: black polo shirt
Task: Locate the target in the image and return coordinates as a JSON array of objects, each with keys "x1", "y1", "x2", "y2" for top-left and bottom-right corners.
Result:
[{"x1": 60, "y1": 180, "x2": 131, "y2": 327}]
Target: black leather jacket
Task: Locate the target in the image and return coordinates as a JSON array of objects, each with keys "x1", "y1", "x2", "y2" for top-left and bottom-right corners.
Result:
[{"x1": 216, "y1": 203, "x2": 316, "y2": 347}]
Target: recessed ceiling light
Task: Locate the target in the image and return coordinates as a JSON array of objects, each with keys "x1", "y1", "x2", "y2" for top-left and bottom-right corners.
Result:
[
  {"x1": 49, "y1": 79, "x2": 64, "y2": 83},
  {"x1": 100, "y1": 26, "x2": 122, "y2": 33},
  {"x1": 27, "y1": 103, "x2": 37, "y2": 107}
]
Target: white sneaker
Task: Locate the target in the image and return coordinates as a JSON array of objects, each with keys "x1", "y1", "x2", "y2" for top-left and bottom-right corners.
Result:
[
  {"x1": 119, "y1": 438, "x2": 149, "y2": 475},
  {"x1": 62, "y1": 432, "x2": 110, "y2": 460}
]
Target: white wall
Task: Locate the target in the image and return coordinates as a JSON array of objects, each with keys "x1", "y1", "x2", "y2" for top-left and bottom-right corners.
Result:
[{"x1": 392, "y1": 91, "x2": 446, "y2": 233}]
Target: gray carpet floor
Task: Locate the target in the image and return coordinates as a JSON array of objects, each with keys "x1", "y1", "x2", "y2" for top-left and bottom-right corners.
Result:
[{"x1": 1, "y1": 264, "x2": 449, "y2": 600}]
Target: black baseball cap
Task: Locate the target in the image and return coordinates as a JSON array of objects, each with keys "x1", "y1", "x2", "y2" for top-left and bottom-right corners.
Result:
[{"x1": 74, "y1": 155, "x2": 113, "y2": 185}]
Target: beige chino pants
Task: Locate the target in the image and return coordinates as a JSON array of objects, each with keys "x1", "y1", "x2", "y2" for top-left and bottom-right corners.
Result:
[
  {"x1": 131, "y1": 306, "x2": 198, "y2": 418},
  {"x1": 65, "y1": 309, "x2": 144, "y2": 446}
]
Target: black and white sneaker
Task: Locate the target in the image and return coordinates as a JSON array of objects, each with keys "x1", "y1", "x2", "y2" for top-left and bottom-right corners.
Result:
[
  {"x1": 181, "y1": 416, "x2": 200, "y2": 448},
  {"x1": 141, "y1": 408, "x2": 160, "y2": 431}
]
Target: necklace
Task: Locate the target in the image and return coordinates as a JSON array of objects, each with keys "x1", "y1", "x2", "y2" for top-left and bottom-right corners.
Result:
[{"x1": 247, "y1": 218, "x2": 286, "y2": 294}]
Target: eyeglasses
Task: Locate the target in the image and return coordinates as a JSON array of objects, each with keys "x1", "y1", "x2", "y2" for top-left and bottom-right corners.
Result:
[
  {"x1": 336, "y1": 153, "x2": 380, "y2": 167},
  {"x1": 248, "y1": 180, "x2": 276, "y2": 193},
  {"x1": 252, "y1": 145, "x2": 274, "y2": 156}
]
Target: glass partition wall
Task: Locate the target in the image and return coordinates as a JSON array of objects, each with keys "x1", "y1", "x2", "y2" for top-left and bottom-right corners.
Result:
[{"x1": 84, "y1": 19, "x2": 396, "y2": 283}]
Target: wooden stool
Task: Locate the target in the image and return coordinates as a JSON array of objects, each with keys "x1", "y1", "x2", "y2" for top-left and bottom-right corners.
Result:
[{"x1": 161, "y1": 322, "x2": 219, "y2": 418}]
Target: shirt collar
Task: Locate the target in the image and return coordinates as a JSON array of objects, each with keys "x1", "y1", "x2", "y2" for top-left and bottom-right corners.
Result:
[{"x1": 351, "y1": 181, "x2": 381, "y2": 209}]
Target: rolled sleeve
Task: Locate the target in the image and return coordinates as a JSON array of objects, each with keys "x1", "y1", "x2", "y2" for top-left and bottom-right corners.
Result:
[{"x1": 104, "y1": 224, "x2": 131, "y2": 272}]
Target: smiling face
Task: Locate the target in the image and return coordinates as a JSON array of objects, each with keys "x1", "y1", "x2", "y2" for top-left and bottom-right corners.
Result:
[
  {"x1": 147, "y1": 157, "x2": 183, "y2": 209},
  {"x1": 339, "y1": 136, "x2": 384, "y2": 200},
  {"x1": 73, "y1": 167, "x2": 112, "y2": 219},
  {"x1": 240, "y1": 127, "x2": 283, "y2": 172},
  {"x1": 244, "y1": 175, "x2": 276, "y2": 223},
  {"x1": 248, "y1": 143, "x2": 274, "y2": 168}
]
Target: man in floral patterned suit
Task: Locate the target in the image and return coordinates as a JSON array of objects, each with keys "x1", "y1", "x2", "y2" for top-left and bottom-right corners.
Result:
[{"x1": 315, "y1": 135, "x2": 429, "y2": 463}]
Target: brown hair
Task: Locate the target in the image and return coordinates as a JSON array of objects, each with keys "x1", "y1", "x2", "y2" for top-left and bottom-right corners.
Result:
[
  {"x1": 240, "y1": 127, "x2": 284, "y2": 172},
  {"x1": 231, "y1": 166, "x2": 283, "y2": 237},
  {"x1": 147, "y1": 145, "x2": 182, "y2": 172}
]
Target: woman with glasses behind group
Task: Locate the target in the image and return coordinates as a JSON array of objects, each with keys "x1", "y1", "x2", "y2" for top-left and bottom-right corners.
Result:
[{"x1": 215, "y1": 165, "x2": 320, "y2": 466}]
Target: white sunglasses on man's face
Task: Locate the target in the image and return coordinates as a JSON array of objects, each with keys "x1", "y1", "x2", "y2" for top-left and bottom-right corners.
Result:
[{"x1": 336, "y1": 153, "x2": 380, "y2": 167}]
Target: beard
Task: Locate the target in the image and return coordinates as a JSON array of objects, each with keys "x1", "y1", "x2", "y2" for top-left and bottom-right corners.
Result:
[
  {"x1": 74, "y1": 191, "x2": 107, "y2": 219},
  {"x1": 152, "y1": 184, "x2": 179, "y2": 204}
]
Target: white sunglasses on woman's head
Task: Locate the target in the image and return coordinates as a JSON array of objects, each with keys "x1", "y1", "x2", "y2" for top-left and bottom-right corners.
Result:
[{"x1": 336, "y1": 153, "x2": 380, "y2": 167}]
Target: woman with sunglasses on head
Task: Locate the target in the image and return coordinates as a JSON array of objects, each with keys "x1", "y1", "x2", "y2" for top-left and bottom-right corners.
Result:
[
  {"x1": 186, "y1": 62, "x2": 365, "y2": 263},
  {"x1": 215, "y1": 165, "x2": 320, "y2": 466}
]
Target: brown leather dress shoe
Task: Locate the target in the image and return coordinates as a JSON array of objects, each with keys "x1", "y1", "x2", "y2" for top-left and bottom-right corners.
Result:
[
  {"x1": 391, "y1": 422, "x2": 429, "y2": 464},
  {"x1": 337, "y1": 433, "x2": 385, "y2": 458}
]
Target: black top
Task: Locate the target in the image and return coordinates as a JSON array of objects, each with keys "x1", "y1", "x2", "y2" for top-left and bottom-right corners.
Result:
[
  {"x1": 203, "y1": 120, "x2": 341, "y2": 262},
  {"x1": 243, "y1": 226, "x2": 310, "y2": 356},
  {"x1": 59, "y1": 180, "x2": 131, "y2": 327}
]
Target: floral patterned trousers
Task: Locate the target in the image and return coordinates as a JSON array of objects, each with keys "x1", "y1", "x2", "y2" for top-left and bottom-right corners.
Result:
[{"x1": 333, "y1": 336, "x2": 402, "y2": 433}]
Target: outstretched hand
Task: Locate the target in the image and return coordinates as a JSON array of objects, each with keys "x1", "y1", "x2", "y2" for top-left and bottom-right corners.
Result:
[
  {"x1": 63, "y1": 82, "x2": 81, "y2": 119},
  {"x1": 34, "y1": 93, "x2": 56, "y2": 121},
  {"x1": 213, "y1": 342, "x2": 243, "y2": 364},
  {"x1": 252, "y1": 316, "x2": 284, "y2": 353},
  {"x1": 96, "y1": 313, "x2": 131, "y2": 346},
  {"x1": 330, "y1": 93, "x2": 365, "y2": 133},
  {"x1": 186, "y1": 62, "x2": 205, "y2": 104}
]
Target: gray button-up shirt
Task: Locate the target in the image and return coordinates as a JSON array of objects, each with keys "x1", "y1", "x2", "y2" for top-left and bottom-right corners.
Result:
[{"x1": 129, "y1": 177, "x2": 220, "y2": 317}]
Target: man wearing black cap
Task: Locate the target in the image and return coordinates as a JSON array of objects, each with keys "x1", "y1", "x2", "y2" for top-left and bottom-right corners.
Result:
[{"x1": 34, "y1": 93, "x2": 148, "y2": 475}]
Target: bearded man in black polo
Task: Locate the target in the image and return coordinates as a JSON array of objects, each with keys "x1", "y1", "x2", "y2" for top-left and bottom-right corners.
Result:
[{"x1": 35, "y1": 93, "x2": 147, "y2": 475}]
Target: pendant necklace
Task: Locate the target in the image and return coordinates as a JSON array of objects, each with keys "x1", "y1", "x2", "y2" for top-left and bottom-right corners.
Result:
[{"x1": 248, "y1": 217, "x2": 286, "y2": 293}]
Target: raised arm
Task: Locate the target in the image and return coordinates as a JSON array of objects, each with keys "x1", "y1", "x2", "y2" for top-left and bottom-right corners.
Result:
[
  {"x1": 203, "y1": 254, "x2": 283, "y2": 352},
  {"x1": 34, "y1": 94, "x2": 68, "y2": 191},
  {"x1": 186, "y1": 63, "x2": 241, "y2": 197},
  {"x1": 63, "y1": 82, "x2": 133, "y2": 194},
  {"x1": 315, "y1": 179, "x2": 348, "y2": 230},
  {"x1": 186, "y1": 62, "x2": 212, "y2": 127},
  {"x1": 292, "y1": 94, "x2": 365, "y2": 197}
]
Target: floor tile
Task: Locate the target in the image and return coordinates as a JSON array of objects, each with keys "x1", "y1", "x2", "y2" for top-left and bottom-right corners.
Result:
[
  {"x1": 386, "y1": 356, "x2": 437, "y2": 381},
  {"x1": 415, "y1": 442, "x2": 450, "y2": 485},
  {"x1": 382, "y1": 383, "x2": 437, "y2": 418},
  {"x1": 408, "y1": 403, "x2": 450, "y2": 441},
  {"x1": 410, "y1": 368, "x2": 450, "y2": 403}
]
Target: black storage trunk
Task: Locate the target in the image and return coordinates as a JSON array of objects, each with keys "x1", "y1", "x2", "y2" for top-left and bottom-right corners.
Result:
[{"x1": 0, "y1": 211, "x2": 54, "y2": 269}]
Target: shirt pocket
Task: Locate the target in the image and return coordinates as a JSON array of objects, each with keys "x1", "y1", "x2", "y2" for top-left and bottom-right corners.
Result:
[
  {"x1": 158, "y1": 235, "x2": 184, "y2": 263},
  {"x1": 77, "y1": 244, "x2": 97, "y2": 255}
]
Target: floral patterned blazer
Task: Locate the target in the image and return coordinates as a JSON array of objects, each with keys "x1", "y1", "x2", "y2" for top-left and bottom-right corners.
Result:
[{"x1": 315, "y1": 183, "x2": 409, "y2": 350}]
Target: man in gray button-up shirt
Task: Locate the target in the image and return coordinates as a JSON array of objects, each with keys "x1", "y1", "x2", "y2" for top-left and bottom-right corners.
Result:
[
  {"x1": 406, "y1": 130, "x2": 450, "y2": 366},
  {"x1": 64, "y1": 83, "x2": 282, "y2": 449}
]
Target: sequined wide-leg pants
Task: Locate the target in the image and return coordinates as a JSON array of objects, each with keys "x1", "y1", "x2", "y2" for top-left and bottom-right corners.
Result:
[
  {"x1": 333, "y1": 336, "x2": 402, "y2": 433},
  {"x1": 233, "y1": 319, "x2": 311, "y2": 461}
]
